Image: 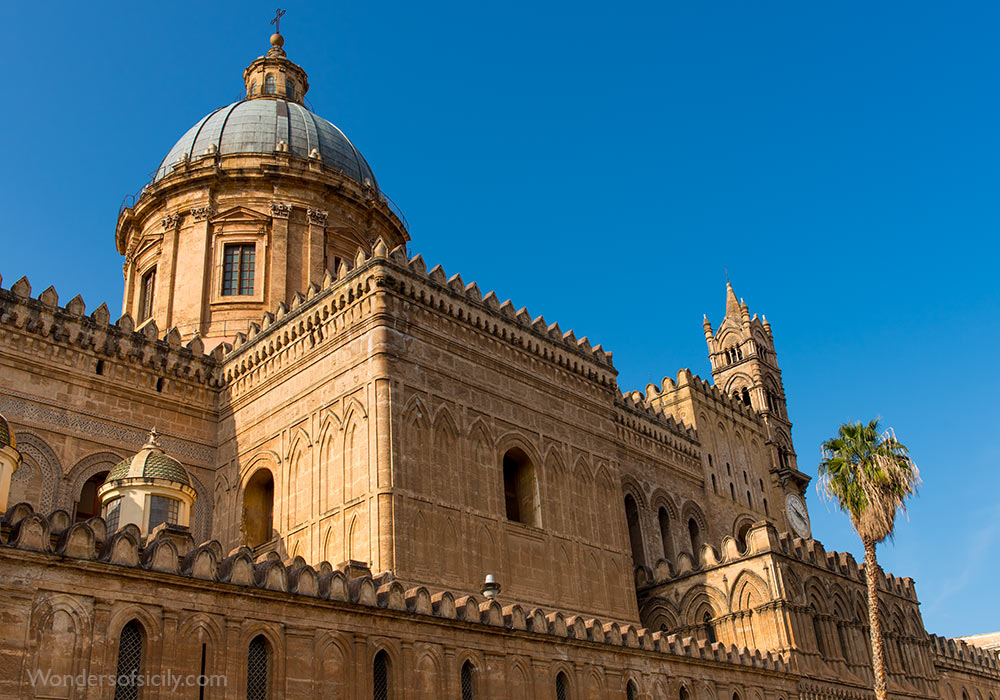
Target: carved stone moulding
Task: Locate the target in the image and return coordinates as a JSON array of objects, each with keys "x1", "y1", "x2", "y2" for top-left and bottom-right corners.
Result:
[
  {"x1": 270, "y1": 201, "x2": 292, "y2": 219},
  {"x1": 307, "y1": 208, "x2": 328, "y2": 226},
  {"x1": 190, "y1": 206, "x2": 217, "y2": 222}
]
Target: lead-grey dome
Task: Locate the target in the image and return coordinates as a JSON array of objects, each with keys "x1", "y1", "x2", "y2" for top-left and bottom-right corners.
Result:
[{"x1": 154, "y1": 99, "x2": 379, "y2": 191}]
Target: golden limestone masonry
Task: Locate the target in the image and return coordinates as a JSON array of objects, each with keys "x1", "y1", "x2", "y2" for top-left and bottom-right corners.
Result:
[{"x1": 0, "y1": 25, "x2": 997, "y2": 700}]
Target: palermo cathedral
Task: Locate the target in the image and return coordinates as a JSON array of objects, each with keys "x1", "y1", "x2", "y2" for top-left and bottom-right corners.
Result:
[{"x1": 0, "y1": 26, "x2": 997, "y2": 700}]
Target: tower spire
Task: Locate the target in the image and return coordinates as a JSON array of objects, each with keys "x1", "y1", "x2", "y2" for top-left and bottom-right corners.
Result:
[{"x1": 725, "y1": 280, "x2": 741, "y2": 319}]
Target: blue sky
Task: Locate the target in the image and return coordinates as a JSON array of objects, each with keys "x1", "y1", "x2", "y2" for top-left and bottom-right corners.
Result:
[{"x1": 3, "y1": 2, "x2": 998, "y2": 636}]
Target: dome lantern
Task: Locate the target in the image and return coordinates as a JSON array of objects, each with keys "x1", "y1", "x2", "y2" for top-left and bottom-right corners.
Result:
[
  {"x1": 0, "y1": 413, "x2": 23, "y2": 511},
  {"x1": 98, "y1": 429, "x2": 197, "y2": 536},
  {"x1": 242, "y1": 24, "x2": 309, "y2": 104}
]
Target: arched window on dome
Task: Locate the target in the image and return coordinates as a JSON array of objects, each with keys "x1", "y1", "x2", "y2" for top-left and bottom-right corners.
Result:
[
  {"x1": 148, "y1": 495, "x2": 180, "y2": 532},
  {"x1": 113, "y1": 620, "x2": 144, "y2": 700},
  {"x1": 249, "y1": 81, "x2": 257, "y2": 97},
  {"x1": 264, "y1": 75, "x2": 276, "y2": 94},
  {"x1": 285, "y1": 81, "x2": 296, "y2": 100}
]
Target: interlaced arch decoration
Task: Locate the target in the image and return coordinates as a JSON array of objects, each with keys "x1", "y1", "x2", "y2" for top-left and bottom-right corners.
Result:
[
  {"x1": 10, "y1": 431, "x2": 62, "y2": 512},
  {"x1": 61, "y1": 451, "x2": 123, "y2": 510}
]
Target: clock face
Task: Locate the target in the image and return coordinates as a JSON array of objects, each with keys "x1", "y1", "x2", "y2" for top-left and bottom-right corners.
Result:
[{"x1": 785, "y1": 493, "x2": 811, "y2": 539}]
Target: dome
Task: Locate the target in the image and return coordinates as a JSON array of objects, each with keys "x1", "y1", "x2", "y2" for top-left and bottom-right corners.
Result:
[
  {"x1": 153, "y1": 99, "x2": 379, "y2": 191},
  {"x1": 105, "y1": 430, "x2": 190, "y2": 487},
  {"x1": 0, "y1": 413, "x2": 14, "y2": 450}
]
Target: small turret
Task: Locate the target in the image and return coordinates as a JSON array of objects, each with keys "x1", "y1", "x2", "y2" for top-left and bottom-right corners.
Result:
[
  {"x1": 98, "y1": 429, "x2": 197, "y2": 537},
  {"x1": 0, "y1": 413, "x2": 23, "y2": 511}
]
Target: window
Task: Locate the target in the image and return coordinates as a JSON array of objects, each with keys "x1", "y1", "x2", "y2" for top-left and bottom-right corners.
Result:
[
  {"x1": 139, "y1": 267, "x2": 156, "y2": 322},
  {"x1": 658, "y1": 507, "x2": 674, "y2": 562},
  {"x1": 763, "y1": 498, "x2": 769, "y2": 516},
  {"x1": 247, "y1": 635, "x2": 269, "y2": 700},
  {"x1": 264, "y1": 75, "x2": 276, "y2": 94},
  {"x1": 627, "y1": 680, "x2": 638, "y2": 700},
  {"x1": 148, "y1": 495, "x2": 179, "y2": 531},
  {"x1": 741, "y1": 387, "x2": 751, "y2": 406},
  {"x1": 746, "y1": 490, "x2": 752, "y2": 507},
  {"x1": 680, "y1": 686, "x2": 690, "y2": 700},
  {"x1": 285, "y1": 81, "x2": 296, "y2": 99},
  {"x1": 243, "y1": 469, "x2": 275, "y2": 548},
  {"x1": 555, "y1": 672, "x2": 569, "y2": 700},
  {"x1": 249, "y1": 81, "x2": 256, "y2": 97},
  {"x1": 373, "y1": 650, "x2": 389, "y2": 700},
  {"x1": 688, "y1": 518, "x2": 701, "y2": 556},
  {"x1": 711, "y1": 474, "x2": 717, "y2": 493},
  {"x1": 624, "y1": 494, "x2": 645, "y2": 567},
  {"x1": 75, "y1": 471, "x2": 109, "y2": 522},
  {"x1": 736, "y1": 521, "x2": 752, "y2": 553},
  {"x1": 729, "y1": 483, "x2": 735, "y2": 499},
  {"x1": 502, "y1": 448, "x2": 539, "y2": 527},
  {"x1": 113, "y1": 621, "x2": 144, "y2": 700},
  {"x1": 223, "y1": 243, "x2": 256, "y2": 296},
  {"x1": 704, "y1": 611, "x2": 717, "y2": 644},
  {"x1": 812, "y1": 607, "x2": 826, "y2": 657},
  {"x1": 104, "y1": 497, "x2": 122, "y2": 532},
  {"x1": 460, "y1": 660, "x2": 475, "y2": 700}
]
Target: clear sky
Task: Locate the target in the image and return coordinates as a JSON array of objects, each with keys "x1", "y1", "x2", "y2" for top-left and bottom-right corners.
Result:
[{"x1": 3, "y1": 2, "x2": 998, "y2": 637}]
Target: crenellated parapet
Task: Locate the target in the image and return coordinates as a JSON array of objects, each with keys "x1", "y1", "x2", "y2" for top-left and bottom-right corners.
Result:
[
  {"x1": 0, "y1": 501, "x2": 793, "y2": 674},
  {"x1": 639, "y1": 368, "x2": 765, "y2": 427},
  {"x1": 216, "y1": 238, "x2": 619, "y2": 397},
  {"x1": 615, "y1": 389, "x2": 700, "y2": 463},
  {"x1": 0, "y1": 273, "x2": 221, "y2": 392},
  {"x1": 637, "y1": 520, "x2": 918, "y2": 603},
  {"x1": 930, "y1": 634, "x2": 1000, "y2": 676}
]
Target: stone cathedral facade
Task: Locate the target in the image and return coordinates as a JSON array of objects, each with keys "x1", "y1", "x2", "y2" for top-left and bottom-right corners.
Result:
[{"x1": 0, "y1": 30, "x2": 997, "y2": 700}]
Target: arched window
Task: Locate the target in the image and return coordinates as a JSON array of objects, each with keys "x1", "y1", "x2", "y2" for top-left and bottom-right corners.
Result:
[
  {"x1": 285, "y1": 81, "x2": 296, "y2": 99},
  {"x1": 263, "y1": 75, "x2": 276, "y2": 94},
  {"x1": 812, "y1": 607, "x2": 826, "y2": 657},
  {"x1": 729, "y1": 483, "x2": 735, "y2": 500},
  {"x1": 75, "y1": 471, "x2": 109, "y2": 522},
  {"x1": 711, "y1": 474, "x2": 718, "y2": 493},
  {"x1": 626, "y1": 680, "x2": 638, "y2": 700},
  {"x1": 732, "y1": 693, "x2": 741, "y2": 700},
  {"x1": 624, "y1": 494, "x2": 645, "y2": 567},
  {"x1": 741, "y1": 387, "x2": 751, "y2": 406},
  {"x1": 746, "y1": 490, "x2": 752, "y2": 507},
  {"x1": 679, "y1": 686, "x2": 690, "y2": 700},
  {"x1": 688, "y1": 518, "x2": 701, "y2": 556},
  {"x1": 247, "y1": 635, "x2": 269, "y2": 700},
  {"x1": 460, "y1": 660, "x2": 475, "y2": 700},
  {"x1": 704, "y1": 611, "x2": 716, "y2": 644},
  {"x1": 113, "y1": 620, "x2": 144, "y2": 700},
  {"x1": 502, "y1": 448, "x2": 540, "y2": 527},
  {"x1": 735, "y1": 521, "x2": 752, "y2": 553},
  {"x1": 763, "y1": 498, "x2": 769, "y2": 516},
  {"x1": 555, "y1": 671, "x2": 569, "y2": 700},
  {"x1": 837, "y1": 621, "x2": 850, "y2": 663},
  {"x1": 243, "y1": 469, "x2": 275, "y2": 548},
  {"x1": 658, "y1": 507, "x2": 674, "y2": 561},
  {"x1": 249, "y1": 81, "x2": 256, "y2": 96},
  {"x1": 373, "y1": 650, "x2": 390, "y2": 700},
  {"x1": 104, "y1": 497, "x2": 122, "y2": 532}
]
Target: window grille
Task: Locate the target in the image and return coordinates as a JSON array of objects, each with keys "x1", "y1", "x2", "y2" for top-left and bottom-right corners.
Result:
[
  {"x1": 461, "y1": 661, "x2": 475, "y2": 700},
  {"x1": 249, "y1": 81, "x2": 257, "y2": 97},
  {"x1": 373, "y1": 651, "x2": 389, "y2": 700},
  {"x1": 286, "y1": 81, "x2": 296, "y2": 99},
  {"x1": 223, "y1": 243, "x2": 256, "y2": 296},
  {"x1": 247, "y1": 635, "x2": 269, "y2": 700},
  {"x1": 555, "y1": 672, "x2": 568, "y2": 700},
  {"x1": 148, "y1": 495, "x2": 179, "y2": 531},
  {"x1": 627, "y1": 681, "x2": 638, "y2": 700},
  {"x1": 264, "y1": 75, "x2": 276, "y2": 94},
  {"x1": 105, "y1": 498, "x2": 121, "y2": 532},
  {"x1": 139, "y1": 267, "x2": 156, "y2": 322},
  {"x1": 113, "y1": 621, "x2": 143, "y2": 700}
]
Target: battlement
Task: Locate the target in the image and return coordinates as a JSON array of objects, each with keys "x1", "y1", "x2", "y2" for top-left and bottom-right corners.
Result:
[
  {"x1": 0, "y1": 273, "x2": 220, "y2": 389},
  {"x1": 639, "y1": 368, "x2": 763, "y2": 424},
  {"x1": 930, "y1": 634, "x2": 1000, "y2": 673},
  {"x1": 615, "y1": 388, "x2": 699, "y2": 454},
  {"x1": 637, "y1": 521, "x2": 919, "y2": 602},
  {"x1": 217, "y1": 238, "x2": 619, "y2": 391},
  {"x1": 0, "y1": 501, "x2": 791, "y2": 674}
]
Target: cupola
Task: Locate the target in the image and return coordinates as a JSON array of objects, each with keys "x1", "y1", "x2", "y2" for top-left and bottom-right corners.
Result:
[
  {"x1": 98, "y1": 429, "x2": 196, "y2": 536},
  {"x1": 242, "y1": 30, "x2": 309, "y2": 103},
  {"x1": 0, "y1": 413, "x2": 23, "y2": 511}
]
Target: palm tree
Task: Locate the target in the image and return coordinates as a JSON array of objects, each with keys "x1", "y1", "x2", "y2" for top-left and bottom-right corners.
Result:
[{"x1": 817, "y1": 419, "x2": 919, "y2": 700}]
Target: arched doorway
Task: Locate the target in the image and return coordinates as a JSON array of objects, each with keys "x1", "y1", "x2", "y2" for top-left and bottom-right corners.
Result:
[
  {"x1": 75, "y1": 471, "x2": 109, "y2": 522},
  {"x1": 243, "y1": 469, "x2": 275, "y2": 549}
]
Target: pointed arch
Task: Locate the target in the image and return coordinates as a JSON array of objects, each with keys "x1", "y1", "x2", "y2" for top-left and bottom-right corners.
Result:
[
  {"x1": 343, "y1": 408, "x2": 369, "y2": 502},
  {"x1": 431, "y1": 407, "x2": 459, "y2": 504},
  {"x1": 400, "y1": 395, "x2": 431, "y2": 495},
  {"x1": 466, "y1": 418, "x2": 494, "y2": 513}
]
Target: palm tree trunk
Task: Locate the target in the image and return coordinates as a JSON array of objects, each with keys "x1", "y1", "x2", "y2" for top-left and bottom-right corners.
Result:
[{"x1": 864, "y1": 535, "x2": 888, "y2": 700}]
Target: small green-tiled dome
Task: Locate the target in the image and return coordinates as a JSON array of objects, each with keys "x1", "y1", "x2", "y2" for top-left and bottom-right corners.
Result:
[
  {"x1": 104, "y1": 429, "x2": 190, "y2": 487},
  {"x1": 0, "y1": 414, "x2": 12, "y2": 449}
]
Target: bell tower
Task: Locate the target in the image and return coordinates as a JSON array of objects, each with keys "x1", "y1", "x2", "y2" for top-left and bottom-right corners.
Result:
[{"x1": 703, "y1": 281, "x2": 810, "y2": 495}]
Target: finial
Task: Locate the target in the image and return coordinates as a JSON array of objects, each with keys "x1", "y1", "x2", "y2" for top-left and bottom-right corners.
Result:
[
  {"x1": 270, "y1": 8, "x2": 286, "y2": 48},
  {"x1": 144, "y1": 427, "x2": 162, "y2": 450}
]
